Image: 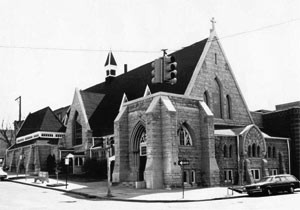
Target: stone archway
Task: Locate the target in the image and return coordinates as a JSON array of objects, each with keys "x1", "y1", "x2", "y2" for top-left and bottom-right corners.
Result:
[
  {"x1": 241, "y1": 125, "x2": 267, "y2": 184},
  {"x1": 130, "y1": 121, "x2": 147, "y2": 181}
]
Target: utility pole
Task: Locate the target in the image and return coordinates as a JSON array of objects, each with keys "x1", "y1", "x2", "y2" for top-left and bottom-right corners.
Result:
[
  {"x1": 106, "y1": 138, "x2": 112, "y2": 197},
  {"x1": 15, "y1": 96, "x2": 22, "y2": 121}
]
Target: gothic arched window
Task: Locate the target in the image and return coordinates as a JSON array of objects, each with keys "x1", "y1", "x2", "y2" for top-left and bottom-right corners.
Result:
[
  {"x1": 268, "y1": 146, "x2": 272, "y2": 158},
  {"x1": 252, "y1": 144, "x2": 256, "y2": 157},
  {"x1": 229, "y1": 145, "x2": 233, "y2": 158},
  {"x1": 73, "y1": 111, "x2": 82, "y2": 146},
  {"x1": 226, "y1": 95, "x2": 232, "y2": 119},
  {"x1": 257, "y1": 145, "x2": 260, "y2": 157},
  {"x1": 178, "y1": 125, "x2": 193, "y2": 146},
  {"x1": 223, "y1": 145, "x2": 228, "y2": 157},
  {"x1": 204, "y1": 91, "x2": 210, "y2": 108},
  {"x1": 213, "y1": 78, "x2": 223, "y2": 118},
  {"x1": 273, "y1": 147, "x2": 276, "y2": 158},
  {"x1": 248, "y1": 145, "x2": 252, "y2": 157}
]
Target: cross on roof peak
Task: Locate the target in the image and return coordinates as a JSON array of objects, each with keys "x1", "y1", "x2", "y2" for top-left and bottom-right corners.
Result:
[{"x1": 210, "y1": 17, "x2": 216, "y2": 32}]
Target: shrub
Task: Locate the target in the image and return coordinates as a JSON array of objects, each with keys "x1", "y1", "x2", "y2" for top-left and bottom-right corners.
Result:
[{"x1": 46, "y1": 154, "x2": 56, "y2": 174}]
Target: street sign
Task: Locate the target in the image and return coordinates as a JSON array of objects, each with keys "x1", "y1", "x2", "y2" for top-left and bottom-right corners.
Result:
[
  {"x1": 66, "y1": 153, "x2": 74, "y2": 159},
  {"x1": 178, "y1": 160, "x2": 190, "y2": 166},
  {"x1": 64, "y1": 158, "x2": 69, "y2": 165}
]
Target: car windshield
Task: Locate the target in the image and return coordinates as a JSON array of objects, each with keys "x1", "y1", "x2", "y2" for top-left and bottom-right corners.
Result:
[{"x1": 259, "y1": 177, "x2": 273, "y2": 183}]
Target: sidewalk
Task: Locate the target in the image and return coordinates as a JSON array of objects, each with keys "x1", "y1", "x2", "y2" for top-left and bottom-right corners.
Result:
[{"x1": 7, "y1": 174, "x2": 247, "y2": 202}]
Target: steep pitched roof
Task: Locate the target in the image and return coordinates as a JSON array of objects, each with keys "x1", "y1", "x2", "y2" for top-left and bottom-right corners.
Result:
[
  {"x1": 85, "y1": 38, "x2": 208, "y2": 136},
  {"x1": 17, "y1": 107, "x2": 66, "y2": 137},
  {"x1": 80, "y1": 91, "x2": 105, "y2": 120}
]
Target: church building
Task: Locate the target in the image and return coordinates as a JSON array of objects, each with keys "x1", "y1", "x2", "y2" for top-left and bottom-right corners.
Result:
[
  {"x1": 61, "y1": 22, "x2": 292, "y2": 189},
  {"x1": 5, "y1": 21, "x2": 298, "y2": 189}
]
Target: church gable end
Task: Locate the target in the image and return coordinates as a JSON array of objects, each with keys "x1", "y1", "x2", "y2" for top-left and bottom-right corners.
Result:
[
  {"x1": 188, "y1": 36, "x2": 253, "y2": 127},
  {"x1": 64, "y1": 89, "x2": 92, "y2": 150}
]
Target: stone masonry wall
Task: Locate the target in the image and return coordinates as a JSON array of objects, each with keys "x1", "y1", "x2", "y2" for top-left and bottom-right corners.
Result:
[
  {"x1": 189, "y1": 37, "x2": 252, "y2": 127},
  {"x1": 171, "y1": 96, "x2": 203, "y2": 186},
  {"x1": 215, "y1": 136, "x2": 238, "y2": 185},
  {"x1": 114, "y1": 93, "x2": 218, "y2": 188},
  {"x1": 198, "y1": 101, "x2": 220, "y2": 186},
  {"x1": 113, "y1": 107, "x2": 130, "y2": 183},
  {"x1": 65, "y1": 91, "x2": 93, "y2": 156}
]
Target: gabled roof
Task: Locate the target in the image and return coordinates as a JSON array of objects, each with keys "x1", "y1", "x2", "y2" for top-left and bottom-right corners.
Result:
[
  {"x1": 17, "y1": 107, "x2": 66, "y2": 138},
  {"x1": 214, "y1": 127, "x2": 288, "y2": 140},
  {"x1": 80, "y1": 90, "x2": 105, "y2": 120},
  {"x1": 85, "y1": 38, "x2": 208, "y2": 136}
]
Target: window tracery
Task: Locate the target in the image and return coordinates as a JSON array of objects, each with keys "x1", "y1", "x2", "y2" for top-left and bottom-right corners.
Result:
[{"x1": 178, "y1": 125, "x2": 192, "y2": 146}]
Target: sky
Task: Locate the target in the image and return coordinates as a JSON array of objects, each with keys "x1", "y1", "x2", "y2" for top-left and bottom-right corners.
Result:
[{"x1": 0, "y1": 0, "x2": 300, "y2": 127}]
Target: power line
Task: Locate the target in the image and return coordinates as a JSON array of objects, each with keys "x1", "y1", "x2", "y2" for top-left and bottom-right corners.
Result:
[
  {"x1": 214, "y1": 17, "x2": 300, "y2": 41},
  {"x1": 0, "y1": 18, "x2": 299, "y2": 53},
  {"x1": 166, "y1": 18, "x2": 300, "y2": 53},
  {"x1": 0, "y1": 44, "x2": 160, "y2": 54}
]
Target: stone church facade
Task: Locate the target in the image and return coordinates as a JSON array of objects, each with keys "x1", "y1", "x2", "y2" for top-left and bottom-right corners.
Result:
[
  {"x1": 6, "y1": 24, "x2": 296, "y2": 189},
  {"x1": 112, "y1": 28, "x2": 290, "y2": 188}
]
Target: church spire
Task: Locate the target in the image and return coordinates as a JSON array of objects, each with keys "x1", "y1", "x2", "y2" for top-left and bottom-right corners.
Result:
[{"x1": 105, "y1": 51, "x2": 117, "y2": 78}]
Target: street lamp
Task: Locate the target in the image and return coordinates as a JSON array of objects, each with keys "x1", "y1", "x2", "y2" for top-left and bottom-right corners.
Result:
[{"x1": 64, "y1": 157, "x2": 69, "y2": 189}]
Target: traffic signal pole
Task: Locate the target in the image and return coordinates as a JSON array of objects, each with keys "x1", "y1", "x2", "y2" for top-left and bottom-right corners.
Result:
[
  {"x1": 151, "y1": 49, "x2": 177, "y2": 85},
  {"x1": 162, "y1": 49, "x2": 167, "y2": 82},
  {"x1": 106, "y1": 139, "x2": 112, "y2": 197},
  {"x1": 182, "y1": 164, "x2": 185, "y2": 199}
]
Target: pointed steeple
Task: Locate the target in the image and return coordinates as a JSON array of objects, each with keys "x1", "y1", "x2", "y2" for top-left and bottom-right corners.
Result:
[{"x1": 105, "y1": 51, "x2": 117, "y2": 78}]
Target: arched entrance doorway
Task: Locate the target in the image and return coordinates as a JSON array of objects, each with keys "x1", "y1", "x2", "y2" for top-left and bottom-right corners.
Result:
[{"x1": 131, "y1": 122, "x2": 147, "y2": 181}]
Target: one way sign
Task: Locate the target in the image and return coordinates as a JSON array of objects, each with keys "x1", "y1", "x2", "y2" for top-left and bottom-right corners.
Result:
[{"x1": 178, "y1": 159, "x2": 190, "y2": 166}]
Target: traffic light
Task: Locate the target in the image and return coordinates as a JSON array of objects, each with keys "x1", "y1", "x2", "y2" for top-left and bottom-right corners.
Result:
[
  {"x1": 151, "y1": 58, "x2": 163, "y2": 84},
  {"x1": 163, "y1": 55, "x2": 177, "y2": 85}
]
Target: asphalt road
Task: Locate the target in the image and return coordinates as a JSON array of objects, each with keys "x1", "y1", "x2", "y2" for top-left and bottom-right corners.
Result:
[{"x1": 1, "y1": 180, "x2": 300, "y2": 210}]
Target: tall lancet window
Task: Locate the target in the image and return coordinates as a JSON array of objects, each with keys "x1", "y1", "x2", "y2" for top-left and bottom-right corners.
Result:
[
  {"x1": 73, "y1": 111, "x2": 82, "y2": 146},
  {"x1": 213, "y1": 78, "x2": 223, "y2": 118},
  {"x1": 226, "y1": 95, "x2": 232, "y2": 119},
  {"x1": 178, "y1": 125, "x2": 193, "y2": 146},
  {"x1": 203, "y1": 91, "x2": 210, "y2": 108}
]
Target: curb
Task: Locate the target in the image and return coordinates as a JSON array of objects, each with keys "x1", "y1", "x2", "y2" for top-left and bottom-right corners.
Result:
[{"x1": 6, "y1": 179, "x2": 247, "y2": 203}]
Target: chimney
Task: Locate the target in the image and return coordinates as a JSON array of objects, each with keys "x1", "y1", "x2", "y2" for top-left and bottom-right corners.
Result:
[{"x1": 124, "y1": 64, "x2": 128, "y2": 74}]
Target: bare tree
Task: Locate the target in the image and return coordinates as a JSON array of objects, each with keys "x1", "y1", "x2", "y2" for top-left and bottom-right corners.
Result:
[{"x1": 0, "y1": 120, "x2": 14, "y2": 147}]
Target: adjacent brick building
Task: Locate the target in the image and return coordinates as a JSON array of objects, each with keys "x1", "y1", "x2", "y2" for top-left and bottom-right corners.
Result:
[
  {"x1": 260, "y1": 102, "x2": 300, "y2": 178},
  {"x1": 5, "y1": 107, "x2": 65, "y2": 174}
]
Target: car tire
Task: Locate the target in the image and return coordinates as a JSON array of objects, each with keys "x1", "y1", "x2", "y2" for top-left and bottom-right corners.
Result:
[
  {"x1": 289, "y1": 186, "x2": 294, "y2": 194},
  {"x1": 266, "y1": 188, "x2": 272, "y2": 196}
]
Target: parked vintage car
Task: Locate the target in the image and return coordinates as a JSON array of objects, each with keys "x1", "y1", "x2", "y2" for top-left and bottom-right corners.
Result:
[
  {"x1": 0, "y1": 167, "x2": 8, "y2": 181},
  {"x1": 245, "y1": 174, "x2": 300, "y2": 196}
]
